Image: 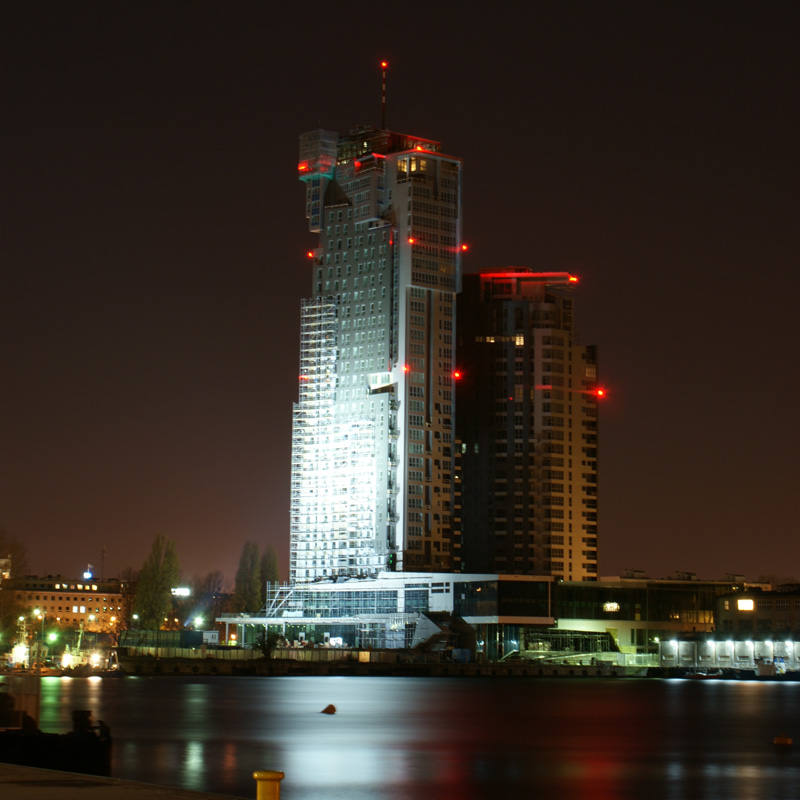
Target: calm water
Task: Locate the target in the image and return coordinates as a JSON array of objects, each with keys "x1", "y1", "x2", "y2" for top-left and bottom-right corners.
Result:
[{"x1": 37, "y1": 675, "x2": 800, "y2": 799}]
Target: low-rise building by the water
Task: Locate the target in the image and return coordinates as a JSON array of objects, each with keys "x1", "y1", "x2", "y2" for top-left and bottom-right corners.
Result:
[{"x1": 218, "y1": 572, "x2": 771, "y2": 667}]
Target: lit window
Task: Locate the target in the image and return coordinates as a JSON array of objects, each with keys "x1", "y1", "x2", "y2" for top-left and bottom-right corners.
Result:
[{"x1": 737, "y1": 598, "x2": 755, "y2": 611}]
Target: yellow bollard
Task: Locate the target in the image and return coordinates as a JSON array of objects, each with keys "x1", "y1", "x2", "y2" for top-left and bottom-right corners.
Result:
[{"x1": 253, "y1": 770, "x2": 285, "y2": 800}]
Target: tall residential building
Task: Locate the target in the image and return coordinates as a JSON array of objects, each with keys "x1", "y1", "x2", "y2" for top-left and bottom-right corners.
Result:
[
  {"x1": 290, "y1": 126, "x2": 463, "y2": 582},
  {"x1": 454, "y1": 269, "x2": 600, "y2": 581}
]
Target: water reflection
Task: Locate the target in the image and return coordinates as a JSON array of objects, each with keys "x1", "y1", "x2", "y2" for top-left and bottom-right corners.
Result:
[{"x1": 36, "y1": 676, "x2": 800, "y2": 800}]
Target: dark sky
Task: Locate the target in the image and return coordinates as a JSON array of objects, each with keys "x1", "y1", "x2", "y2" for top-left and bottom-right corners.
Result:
[{"x1": 3, "y1": 3, "x2": 799, "y2": 585}]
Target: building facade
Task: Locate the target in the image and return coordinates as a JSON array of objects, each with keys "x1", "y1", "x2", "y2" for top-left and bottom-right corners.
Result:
[
  {"x1": 7, "y1": 574, "x2": 127, "y2": 635},
  {"x1": 290, "y1": 127, "x2": 463, "y2": 582},
  {"x1": 715, "y1": 586, "x2": 800, "y2": 636},
  {"x1": 454, "y1": 269, "x2": 600, "y2": 580}
]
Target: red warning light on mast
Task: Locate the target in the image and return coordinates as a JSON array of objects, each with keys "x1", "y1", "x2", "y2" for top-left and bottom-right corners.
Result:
[{"x1": 381, "y1": 61, "x2": 388, "y2": 69}]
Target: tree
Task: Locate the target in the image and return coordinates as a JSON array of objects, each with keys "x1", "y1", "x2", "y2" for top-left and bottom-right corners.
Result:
[
  {"x1": 133, "y1": 534, "x2": 180, "y2": 629},
  {"x1": 190, "y1": 570, "x2": 228, "y2": 627},
  {"x1": 261, "y1": 545, "x2": 280, "y2": 587},
  {"x1": 0, "y1": 529, "x2": 29, "y2": 644},
  {"x1": 233, "y1": 542, "x2": 263, "y2": 612},
  {"x1": 116, "y1": 566, "x2": 139, "y2": 631},
  {"x1": 0, "y1": 528, "x2": 29, "y2": 577},
  {"x1": 233, "y1": 542, "x2": 282, "y2": 613}
]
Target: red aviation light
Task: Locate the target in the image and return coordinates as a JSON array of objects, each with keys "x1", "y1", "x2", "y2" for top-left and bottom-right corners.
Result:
[
  {"x1": 595, "y1": 388, "x2": 606, "y2": 398},
  {"x1": 461, "y1": 244, "x2": 469, "y2": 252},
  {"x1": 403, "y1": 364, "x2": 410, "y2": 372},
  {"x1": 297, "y1": 162, "x2": 309, "y2": 172},
  {"x1": 307, "y1": 251, "x2": 314, "y2": 258},
  {"x1": 568, "y1": 275, "x2": 579, "y2": 283},
  {"x1": 453, "y1": 370, "x2": 462, "y2": 380},
  {"x1": 381, "y1": 61, "x2": 388, "y2": 69},
  {"x1": 408, "y1": 236, "x2": 415, "y2": 244}
]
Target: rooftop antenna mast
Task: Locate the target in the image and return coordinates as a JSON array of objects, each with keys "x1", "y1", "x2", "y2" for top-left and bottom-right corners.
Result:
[{"x1": 381, "y1": 61, "x2": 388, "y2": 129}]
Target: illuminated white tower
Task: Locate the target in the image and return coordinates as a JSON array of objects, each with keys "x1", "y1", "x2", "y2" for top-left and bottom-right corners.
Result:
[{"x1": 290, "y1": 123, "x2": 463, "y2": 582}]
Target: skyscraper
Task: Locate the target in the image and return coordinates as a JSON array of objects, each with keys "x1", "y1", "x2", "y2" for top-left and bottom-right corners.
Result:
[
  {"x1": 290, "y1": 126, "x2": 463, "y2": 582},
  {"x1": 454, "y1": 269, "x2": 600, "y2": 581}
]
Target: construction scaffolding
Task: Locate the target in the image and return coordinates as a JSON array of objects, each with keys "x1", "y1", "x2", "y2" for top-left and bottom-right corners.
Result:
[{"x1": 290, "y1": 298, "x2": 380, "y2": 582}]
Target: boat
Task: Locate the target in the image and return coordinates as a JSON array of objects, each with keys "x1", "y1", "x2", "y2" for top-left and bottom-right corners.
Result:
[{"x1": 685, "y1": 669, "x2": 723, "y2": 679}]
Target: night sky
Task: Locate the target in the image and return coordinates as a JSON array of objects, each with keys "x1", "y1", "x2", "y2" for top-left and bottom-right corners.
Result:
[{"x1": 3, "y1": 3, "x2": 799, "y2": 584}]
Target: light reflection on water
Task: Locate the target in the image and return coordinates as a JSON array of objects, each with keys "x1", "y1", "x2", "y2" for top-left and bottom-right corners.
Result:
[{"x1": 37, "y1": 675, "x2": 800, "y2": 799}]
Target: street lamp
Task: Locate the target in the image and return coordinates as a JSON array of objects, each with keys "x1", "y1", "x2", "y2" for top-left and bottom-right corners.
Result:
[{"x1": 33, "y1": 608, "x2": 45, "y2": 672}]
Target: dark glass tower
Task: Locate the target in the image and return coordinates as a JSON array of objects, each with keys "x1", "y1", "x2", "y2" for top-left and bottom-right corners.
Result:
[{"x1": 455, "y1": 269, "x2": 600, "y2": 581}]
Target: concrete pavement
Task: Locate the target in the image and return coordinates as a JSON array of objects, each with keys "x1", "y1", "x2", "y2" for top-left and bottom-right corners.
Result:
[{"x1": 0, "y1": 763, "x2": 245, "y2": 800}]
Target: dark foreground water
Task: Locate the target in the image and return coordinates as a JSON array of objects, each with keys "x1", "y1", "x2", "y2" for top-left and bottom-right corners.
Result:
[{"x1": 37, "y1": 675, "x2": 800, "y2": 799}]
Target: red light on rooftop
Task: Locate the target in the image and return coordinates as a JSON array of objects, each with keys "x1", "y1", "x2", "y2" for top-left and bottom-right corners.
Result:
[
  {"x1": 298, "y1": 162, "x2": 309, "y2": 171},
  {"x1": 408, "y1": 237, "x2": 415, "y2": 244},
  {"x1": 381, "y1": 61, "x2": 388, "y2": 68},
  {"x1": 307, "y1": 251, "x2": 314, "y2": 258},
  {"x1": 568, "y1": 275, "x2": 579, "y2": 283},
  {"x1": 461, "y1": 244, "x2": 469, "y2": 252},
  {"x1": 595, "y1": 388, "x2": 606, "y2": 398},
  {"x1": 453, "y1": 370, "x2": 462, "y2": 380}
]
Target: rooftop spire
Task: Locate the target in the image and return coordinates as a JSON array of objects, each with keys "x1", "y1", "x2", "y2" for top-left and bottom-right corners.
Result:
[{"x1": 380, "y1": 61, "x2": 388, "y2": 129}]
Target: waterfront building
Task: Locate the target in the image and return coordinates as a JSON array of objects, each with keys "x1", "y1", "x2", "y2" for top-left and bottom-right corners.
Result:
[
  {"x1": 454, "y1": 269, "x2": 600, "y2": 580},
  {"x1": 714, "y1": 585, "x2": 800, "y2": 636},
  {"x1": 219, "y1": 573, "x2": 753, "y2": 665},
  {"x1": 6, "y1": 574, "x2": 127, "y2": 636},
  {"x1": 291, "y1": 126, "x2": 463, "y2": 582}
]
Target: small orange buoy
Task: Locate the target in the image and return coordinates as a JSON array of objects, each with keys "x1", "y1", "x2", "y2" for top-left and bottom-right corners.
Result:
[{"x1": 321, "y1": 704, "x2": 336, "y2": 715}]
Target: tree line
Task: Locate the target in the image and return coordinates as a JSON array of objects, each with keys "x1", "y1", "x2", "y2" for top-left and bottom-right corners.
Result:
[
  {"x1": 0, "y1": 529, "x2": 281, "y2": 640},
  {"x1": 130, "y1": 534, "x2": 281, "y2": 630}
]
